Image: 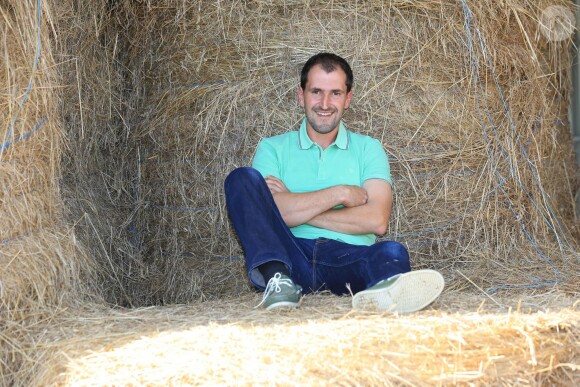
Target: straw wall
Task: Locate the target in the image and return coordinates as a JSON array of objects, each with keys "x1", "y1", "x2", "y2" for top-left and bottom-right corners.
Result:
[
  {"x1": 0, "y1": 0, "x2": 95, "y2": 380},
  {"x1": 1, "y1": 0, "x2": 579, "y2": 384},
  {"x1": 61, "y1": 0, "x2": 579, "y2": 306},
  {"x1": 2, "y1": 0, "x2": 579, "y2": 309}
]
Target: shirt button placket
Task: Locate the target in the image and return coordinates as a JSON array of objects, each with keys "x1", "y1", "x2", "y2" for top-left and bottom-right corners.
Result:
[{"x1": 318, "y1": 146, "x2": 327, "y2": 180}]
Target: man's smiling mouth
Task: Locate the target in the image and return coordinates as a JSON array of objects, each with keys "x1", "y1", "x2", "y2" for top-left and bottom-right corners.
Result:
[{"x1": 315, "y1": 110, "x2": 334, "y2": 116}]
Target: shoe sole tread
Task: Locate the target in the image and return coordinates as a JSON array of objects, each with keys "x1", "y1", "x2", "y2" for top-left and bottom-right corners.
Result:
[
  {"x1": 265, "y1": 301, "x2": 300, "y2": 311},
  {"x1": 352, "y1": 269, "x2": 444, "y2": 313}
]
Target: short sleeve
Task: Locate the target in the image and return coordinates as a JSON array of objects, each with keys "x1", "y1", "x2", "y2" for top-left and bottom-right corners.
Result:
[
  {"x1": 362, "y1": 138, "x2": 392, "y2": 185},
  {"x1": 251, "y1": 138, "x2": 280, "y2": 178}
]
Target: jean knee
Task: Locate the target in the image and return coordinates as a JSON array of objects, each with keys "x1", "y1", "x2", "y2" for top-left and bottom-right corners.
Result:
[
  {"x1": 225, "y1": 167, "x2": 263, "y2": 190},
  {"x1": 377, "y1": 241, "x2": 410, "y2": 267}
]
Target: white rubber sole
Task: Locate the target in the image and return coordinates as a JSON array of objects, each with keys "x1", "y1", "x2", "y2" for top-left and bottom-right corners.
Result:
[
  {"x1": 265, "y1": 301, "x2": 300, "y2": 311},
  {"x1": 352, "y1": 269, "x2": 444, "y2": 313}
]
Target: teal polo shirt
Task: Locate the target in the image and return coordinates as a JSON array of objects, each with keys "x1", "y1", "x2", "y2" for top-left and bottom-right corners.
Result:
[{"x1": 252, "y1": 119, "x2": 392, "y2": 246}]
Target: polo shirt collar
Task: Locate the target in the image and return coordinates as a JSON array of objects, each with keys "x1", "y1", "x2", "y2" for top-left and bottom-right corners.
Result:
[{"x1": 298, "y1": 118, "x2": 349, "y2": 150}]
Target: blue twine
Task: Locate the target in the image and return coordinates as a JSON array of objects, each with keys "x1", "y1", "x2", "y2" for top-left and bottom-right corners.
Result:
[
  {"x1": 393, "y1": 170, "x2": 477, "y2": 181},
  {"x1": 144, "y1": 203, "x2": 216, "y2": 212},
  {"x1": 157, "y1": 251, "x2": 243, "y2": 261},
  {"x1": 127, "y1": 150, "x2": 144, "y2": 253},
  {"x1": 1, "y1": 0, "x2": 42, "y2": 158},
  {"x1": 194, "y1": 255, "x2": 242, "y2": 261},
  {"x1": 406, "y1": 236, "x2": 464, "y2": 248},
  {"x1": 1, "y1": 232, "x2": 31, "y2": 247},
  {"x1": 127, "y1": 223, "x2": 143, "y2": 252},
  {"x1": 0, "y1": 117, "x2": 46, "y2": 151},
  {"x1": 145, "y1": 81, "x2": 226, "y2": 91},
  {"x1": 389, "y1": 153, "x2": 447, "y2": 162},
  {"x1": 2, "y1": 236, "x2": 19, "y2": 245},
  {"x1": 396, "y1": 144, "x2": 449, "y2": 152}
]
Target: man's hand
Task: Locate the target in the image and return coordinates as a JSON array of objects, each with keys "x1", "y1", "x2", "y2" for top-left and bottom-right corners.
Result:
[
  {"x1": 265, "y1": 175, "x2": 379, "y2": 229},
  {"x1": 308, "y1": 179, "x2": 392, "y2": 236},
  {"x1": 266, "y1": 177, "x2": 351, "y2": 227},
  {"x1": 267, "y1": 176, "x2": 367, "y2": 207},
  {"x1": 340, "y1": 185, "x2": 368, "y2": 207},
  {"x1": 265, "y1": 175, "x2": 289, "y2": 194}
]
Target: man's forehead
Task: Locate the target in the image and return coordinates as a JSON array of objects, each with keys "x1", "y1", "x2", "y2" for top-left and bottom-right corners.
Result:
[{"x1": 305, "y1": 65, "x2": 348, "y2": 90}]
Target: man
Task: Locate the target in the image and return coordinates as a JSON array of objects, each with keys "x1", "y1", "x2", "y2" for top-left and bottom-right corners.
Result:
[{"x1": 225, "y1": 53, "x2": 444, "y2": 311}]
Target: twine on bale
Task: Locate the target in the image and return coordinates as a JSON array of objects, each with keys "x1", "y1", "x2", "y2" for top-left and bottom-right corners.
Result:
[
  {"x1": 1, "y1": 0, "x2": 43, "y2": 160},
  {"x1": 0, "y1": 117, "x2": 47, "y2": 152}
]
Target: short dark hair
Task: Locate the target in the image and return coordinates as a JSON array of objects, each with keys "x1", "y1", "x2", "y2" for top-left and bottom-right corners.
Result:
[{"x1": 300, "y1": 53, "x2": 353, "y2": 92}]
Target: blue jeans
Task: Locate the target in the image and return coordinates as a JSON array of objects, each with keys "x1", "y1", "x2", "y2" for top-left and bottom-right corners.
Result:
[{"x1": 224, "y1": 167, "x2": 411, "y2": 294}]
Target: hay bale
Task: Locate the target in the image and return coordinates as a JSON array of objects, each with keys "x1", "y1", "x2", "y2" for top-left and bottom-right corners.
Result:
[
  {"x1": 0, "y1": 1, "x2": 99, "y2": 383},
  {"x1": 72, "y1": 0, "x2": 576, "y2": 305},
  {"x1": 17, "y1": 296, "x2": 580, "y2": 386},
  {"x1": 4, "y1": 0, "x2": 574, "y2": 305},
  {"x1": 0, "y1": 0, "x2": 96, "y2": 320}
]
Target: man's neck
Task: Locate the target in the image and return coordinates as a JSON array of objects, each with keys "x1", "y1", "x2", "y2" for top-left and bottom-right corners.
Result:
[{"x1": 306, "y1": 126, "x2": 339, "y2": 150}]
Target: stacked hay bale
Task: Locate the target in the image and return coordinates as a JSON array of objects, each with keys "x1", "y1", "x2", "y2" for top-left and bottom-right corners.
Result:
[
  {"x1": 79, "y1": 0, "x2": 575, "y2": 305},
  {"x1": 56, "y1": 0, "x2": 145, "y2": 307},
  {"x1": 5, "y1": 0, "x2": 578, "y2": 307},
  {"x1": 0, "y1": 0, "x2": 98, "y2": 382}
]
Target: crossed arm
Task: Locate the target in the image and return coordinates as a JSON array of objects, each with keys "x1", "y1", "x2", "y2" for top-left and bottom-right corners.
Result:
[{"x1": 265, "y1": 175, "x2": 392, "y2": 236}]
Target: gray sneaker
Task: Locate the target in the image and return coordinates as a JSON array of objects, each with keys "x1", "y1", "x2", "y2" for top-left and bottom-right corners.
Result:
[
  {"x1": 352, "y1": 269, "x2": 444, "y2": 313},
  {"x1": 255, "y1": 273, "x2": 303, "y2": 310}
]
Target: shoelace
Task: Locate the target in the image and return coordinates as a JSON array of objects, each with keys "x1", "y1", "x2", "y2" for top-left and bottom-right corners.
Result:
[{"x1": 255, "y1": 272, "x2": 294, "y2": 308}]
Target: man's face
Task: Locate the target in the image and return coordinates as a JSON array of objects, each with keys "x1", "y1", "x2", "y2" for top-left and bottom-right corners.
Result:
[{"x1": 298, "y1": 64, "x2": 353, "y2": 136}]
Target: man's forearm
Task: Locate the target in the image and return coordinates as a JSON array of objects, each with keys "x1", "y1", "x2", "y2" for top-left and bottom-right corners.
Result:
[
  {"x1": 308, "y1": 205, "x2": 389, "y2": 236},
  {"x1": 272, "y1": 186, "x2": 346, "y2": 227},
  {"x1": 308, "y1": 179, "x2": 392, "y2": 236}
]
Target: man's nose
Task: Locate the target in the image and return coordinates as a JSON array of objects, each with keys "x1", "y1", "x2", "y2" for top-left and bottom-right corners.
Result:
[{"x1": 320, "y1": 93, "x2": 330, "y2": 109}]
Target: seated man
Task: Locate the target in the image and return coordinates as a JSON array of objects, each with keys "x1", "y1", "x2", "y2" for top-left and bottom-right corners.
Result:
[{"x1": 225, "y1": 53, "x2": 444, "y2": 311}]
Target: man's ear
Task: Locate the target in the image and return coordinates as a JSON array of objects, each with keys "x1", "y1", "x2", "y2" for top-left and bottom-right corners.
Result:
[
  {"x1": 297, "y1": 87, "x2": 304, "y2": 108},
  {"x1": 345, "y1": 90, "x2": 353, "y2": 109}
]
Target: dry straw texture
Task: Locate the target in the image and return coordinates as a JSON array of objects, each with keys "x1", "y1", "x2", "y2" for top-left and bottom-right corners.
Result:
[
  {"x1": 1, "y1": 0, "x2": 579, "y2": 385},
  {"x1": 21, "y1": 295, "x2": 580, "y2": 386}
]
